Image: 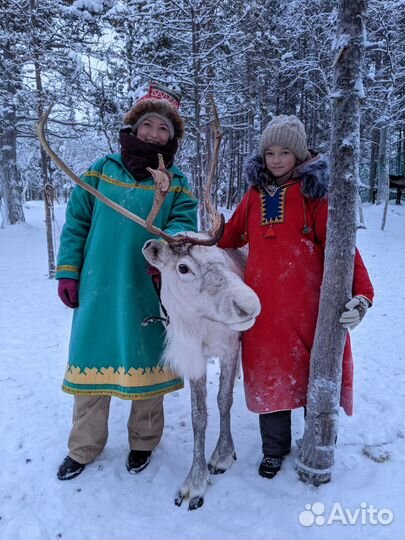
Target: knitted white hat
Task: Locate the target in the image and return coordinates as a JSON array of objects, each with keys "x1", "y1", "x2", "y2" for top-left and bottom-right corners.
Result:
[{"x1": 259, "y1": 115, "x2": 308, "y2": 161}]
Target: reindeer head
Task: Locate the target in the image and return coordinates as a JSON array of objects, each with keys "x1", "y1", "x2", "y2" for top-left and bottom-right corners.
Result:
[{"x1": 143, "y1": 238, "x2": 260, "y2": 332}]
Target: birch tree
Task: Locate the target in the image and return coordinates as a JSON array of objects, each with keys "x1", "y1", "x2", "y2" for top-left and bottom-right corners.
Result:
[
  {"x1": 0, "y1": 1, "x2": 26, "y2": 225},
  {"x1": 296, "y1": 0, "x2": 366, "y2": 485}
]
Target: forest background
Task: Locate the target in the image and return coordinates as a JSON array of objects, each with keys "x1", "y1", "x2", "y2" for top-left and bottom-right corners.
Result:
[
  {"x1": 0, "y1": 0, "x2": 404, "y2": 272},
  {"x1": 1, "y1": 3, "x2": 405, "y2": 538}
]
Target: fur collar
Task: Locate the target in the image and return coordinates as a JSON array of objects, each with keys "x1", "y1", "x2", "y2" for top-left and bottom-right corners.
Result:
[{"x1": 244, "y1": 152, "x2": 329, "y2": 199}]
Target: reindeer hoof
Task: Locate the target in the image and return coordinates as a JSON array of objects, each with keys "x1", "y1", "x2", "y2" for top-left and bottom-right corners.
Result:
[
  {"x1": 174, "y1": 493, "x2": 185, "y2": 507},
  {"x1": 208, "y1": 452, "x2": 237, "y2": 474},
  {"x1": 189, "y1": 496, "x2": 204, "y2": 510},
  {"x1": 208, "y1": 463, "x2": 225, "y2": 474}
]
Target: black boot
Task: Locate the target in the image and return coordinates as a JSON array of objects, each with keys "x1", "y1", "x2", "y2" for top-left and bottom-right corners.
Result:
[
  {"x1": 57, "y1": 456, "x2": 86, "y2": 481},
  {"x1": 258, "y1": 455, "x2": 284, "y2": 479},
  {"x1": 126, "y1": 450, "x2": 152, "y2": 474}
]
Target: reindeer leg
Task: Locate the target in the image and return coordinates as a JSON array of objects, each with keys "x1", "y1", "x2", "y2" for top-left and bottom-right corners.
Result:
[
  {"x1": 175, "y1": 374, "x2": 210, "y2": 511},
  {"x1": 208, "y1": 347, "x2": 238, "y2": 474}
]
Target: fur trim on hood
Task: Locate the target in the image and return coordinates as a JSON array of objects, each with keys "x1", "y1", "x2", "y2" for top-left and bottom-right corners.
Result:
[
  {"x1": 244, "y1": 151, "x2": 330, "y2": 199},
  {"x1": 123, "y1": 99, "x2": 185, "y2": 140}
]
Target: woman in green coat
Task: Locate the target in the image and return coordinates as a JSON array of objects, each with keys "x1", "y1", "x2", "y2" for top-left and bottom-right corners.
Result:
[{"x1": 56, "y1": 85, "x2": 198, "y2": 480}]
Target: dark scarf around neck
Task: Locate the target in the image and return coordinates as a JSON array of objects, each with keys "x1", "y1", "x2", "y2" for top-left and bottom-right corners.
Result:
[{"x1": 119, "y1": 127, "x2": 178, "y2": 181}]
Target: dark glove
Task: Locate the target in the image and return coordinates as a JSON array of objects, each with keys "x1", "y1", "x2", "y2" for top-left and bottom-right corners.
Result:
[{"x1": 58, "y1": 278, "x2": 79, "y2": 308}]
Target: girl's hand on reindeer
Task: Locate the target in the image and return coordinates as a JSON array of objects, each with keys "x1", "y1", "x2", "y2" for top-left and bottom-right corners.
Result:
[
  {"x1": 58, "y1": 278, "x2": 79, "y2": 309},
  {"x1": 339, "y1": 295, "x2": 369, "y2": 330}
]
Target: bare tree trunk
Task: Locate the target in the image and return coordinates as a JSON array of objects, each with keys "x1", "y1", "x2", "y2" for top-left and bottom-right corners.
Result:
[
  {"x1": 381, "y1": 193, "x2": 389, "y2": 230},
  {"x1": 380, "y1": 129, "x2": 391, "y2": 230},
  {"x1": 296, "y1": 0, "x2": 366, "y2": 486},
  {"x1": 0, "y1": 37, "x2": 25, "y2": 225},
  {"x1": 226, "y1": 131, "x2": 235, "y2": 210},
  {"x1": 398, "y1": 127, "x2": 403, "y2": 174},
  {"x1": 190, "y1": 6, "x2": 206, "y2": 229},
  {"x1": 357, "y1": 191, "x2": 366, "y2": 229},
  {"x1": 0, "y1": 119, "x2": 25, "y2": 225},
  {"x1": 31, "y1": 0, "x2": 55, "y2": 278},
  {"x1": 368, "y1": 127, "x2": 379, "y2": 202},
  {"x1": 236, "y1": 136, "x2": 243, "y2": 203},
  {"x1": 376, "y1": 126, "x2": 389, "y2": 205}
]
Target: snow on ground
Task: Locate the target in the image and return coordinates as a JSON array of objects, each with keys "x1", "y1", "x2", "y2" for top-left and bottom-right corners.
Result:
[{"x1": 0, "y1": 201, "x2": 404, "y2": 540}]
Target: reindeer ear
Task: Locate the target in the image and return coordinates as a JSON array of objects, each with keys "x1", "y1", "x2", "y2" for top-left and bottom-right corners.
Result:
[{"x1": 142, "y1": 240, "x2": 171, "y2": 269}]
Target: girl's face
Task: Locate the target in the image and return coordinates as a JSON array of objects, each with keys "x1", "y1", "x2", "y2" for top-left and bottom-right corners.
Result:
[
  {"x1": 136, "y1": 116, "x2": 170, "y2": 145},
  {"x1": 264, "y1": 145, "x2": 297, "y2": 177}
]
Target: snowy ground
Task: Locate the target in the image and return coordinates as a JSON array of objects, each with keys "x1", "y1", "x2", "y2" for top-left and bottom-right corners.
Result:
[{"x1": 1, "y1": 200, "x2": 404, "y2": 540}]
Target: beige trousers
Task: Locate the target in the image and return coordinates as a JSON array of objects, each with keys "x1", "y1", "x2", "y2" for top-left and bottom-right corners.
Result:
[{"x1": 68, "y1": 395, "x2": 164, "y2": 464}]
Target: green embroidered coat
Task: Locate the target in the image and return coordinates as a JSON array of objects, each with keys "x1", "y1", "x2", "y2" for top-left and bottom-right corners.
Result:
[{"x1": 56, "y1": 154, "x2": 198, "y2": 399}]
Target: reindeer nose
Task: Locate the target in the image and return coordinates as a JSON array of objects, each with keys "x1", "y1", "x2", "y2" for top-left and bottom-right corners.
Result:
[{"x1": 232, "y1": 301, "x2": 250, "y2": 319}]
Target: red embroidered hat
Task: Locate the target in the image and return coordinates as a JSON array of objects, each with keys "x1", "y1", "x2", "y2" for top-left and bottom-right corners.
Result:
[
  {"x1": 139, "y1": 84, "x2": 181, "y2": 109},
  {"x1": 123, "y1": 83, "x2": 184, "y2": 140}
]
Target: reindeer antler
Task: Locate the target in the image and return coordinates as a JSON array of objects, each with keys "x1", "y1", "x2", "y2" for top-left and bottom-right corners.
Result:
[
  {"x1": 204, "y1": 96, "x2": 225, "y2": 239},
  {"x1": 146, "y1": 154, "x2": 172, "y2": 230},
  {"x1": 158, "y1": 96, "x2": 226, "y2": 247}
]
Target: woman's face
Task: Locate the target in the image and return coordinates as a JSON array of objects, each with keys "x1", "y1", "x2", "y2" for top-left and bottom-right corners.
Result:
[
  {"x1": 264, "y1": 145, "x2": 297, "y2": 177},
  {"x1": 136, "y1": 116, "x2": 171, "y2": 145}
]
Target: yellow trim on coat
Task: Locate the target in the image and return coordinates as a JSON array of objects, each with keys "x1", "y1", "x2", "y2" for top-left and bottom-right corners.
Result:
[
  {"x1": 61, "y1": 383, "x2": 184, "y2": 400},
  {"x1": 83, "y1": 171, "x2": 196, "y2": 199},
  {"x1": 57, "y1": 264, "x2": 80, "y2": 272},
  {"x1": 64, "y1": 364, "x2": 181, "y2": 388}
]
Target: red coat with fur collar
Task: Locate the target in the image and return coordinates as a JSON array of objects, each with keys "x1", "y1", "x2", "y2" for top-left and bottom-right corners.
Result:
[{"x1": 218, "y1": 158, "x2": 374, "y2": 416}]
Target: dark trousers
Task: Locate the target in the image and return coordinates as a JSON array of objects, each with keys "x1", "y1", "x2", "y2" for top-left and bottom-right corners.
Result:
[{"x1": 259, "y1": 410, "x2": 292, "y2": 457}]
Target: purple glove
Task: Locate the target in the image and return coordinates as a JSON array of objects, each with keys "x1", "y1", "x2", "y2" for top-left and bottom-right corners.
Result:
[{"x1": 58, "y1": 278, "x2": 79, "y2": 308}]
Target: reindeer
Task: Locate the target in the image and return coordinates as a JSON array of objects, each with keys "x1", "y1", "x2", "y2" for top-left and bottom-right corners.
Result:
[
  {"x1": 142, "y1": 238, "x2": 259, "y2": 509},
  {"x1": 37, "y1": 103, "x2": 260, "y2": 511},
  {"x1": 389, "y1": 174, "x2": 405, "y2": 205}
]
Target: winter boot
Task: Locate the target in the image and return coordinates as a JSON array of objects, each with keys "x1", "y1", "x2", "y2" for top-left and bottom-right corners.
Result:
[
  {"x1": 126, "y1": 450, "x2": 152, "y2": 474},
  {"x1": 57, "y1": 456, "x2": 86, "y2": 480},
  {"x1": 258, "y1": 455, "x2": 284, "y2": 479}
]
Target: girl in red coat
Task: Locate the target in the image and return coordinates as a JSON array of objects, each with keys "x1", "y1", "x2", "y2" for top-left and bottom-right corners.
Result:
[{"x1": 217, "y1": 115, "x2": 374, "y2": 479}]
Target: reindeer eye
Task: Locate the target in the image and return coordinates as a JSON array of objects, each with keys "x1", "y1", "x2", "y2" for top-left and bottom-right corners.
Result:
[{"x1": 178, "y1": 264, "x2": 189, "y2": 274}]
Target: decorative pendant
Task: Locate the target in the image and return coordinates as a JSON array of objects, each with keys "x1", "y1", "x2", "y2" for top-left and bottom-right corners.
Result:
[
  {"x1": 266, "y1": 182, "x2": 278, "y2": 197},
  {"x1": 302, "y1": 226, "x2": 312, "y2": 235},
  {"x1": 264, "y1": 225, "x2": 276, "y2": 238}
]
